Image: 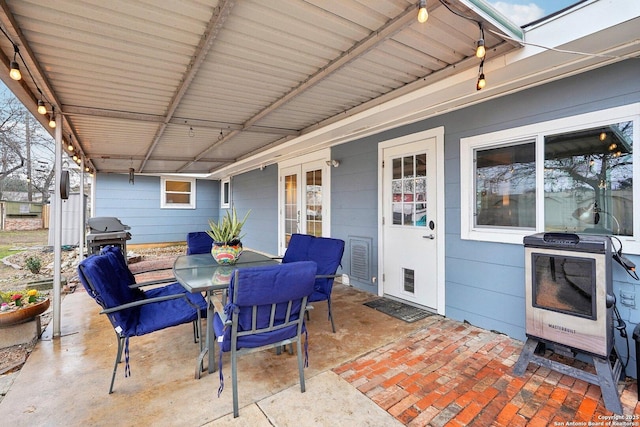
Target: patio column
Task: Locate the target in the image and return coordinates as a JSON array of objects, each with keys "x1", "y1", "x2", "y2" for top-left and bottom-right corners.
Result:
[
  {"x1": 78, "y1": 161, "x2": 85, "y2": 263},
  {"x1": 52, "y1": 114, "x2": 62, "y2": 338}
]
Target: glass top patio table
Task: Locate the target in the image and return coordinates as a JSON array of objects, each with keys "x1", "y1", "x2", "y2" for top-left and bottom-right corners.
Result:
[
  {"x1": 173, "y1": 250, "x2": 279, "y2": 378},
  {"x1": 173, "y1": 250, "x2": 277, "y2": 293}
]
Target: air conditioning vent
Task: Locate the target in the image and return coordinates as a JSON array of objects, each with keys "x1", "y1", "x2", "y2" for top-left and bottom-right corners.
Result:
[{"x1": 349, "y1": 236, "x2": 371, "y2": 283}]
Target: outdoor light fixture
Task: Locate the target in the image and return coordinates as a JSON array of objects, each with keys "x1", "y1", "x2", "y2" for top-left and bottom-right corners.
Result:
[
  {"x1": 476, "y1": 39, "x2": 485, "y2": 58},
  {"x1": 9, "y1": 45, "x2": 21, "y2": 80},
  {"x1": 476, "y1": 73, "x2": 486, "y2": 90},
  {"x1": 326, "y1": 159, "x2": 340, "y2": 167},
  {"x1": 37, "y1": 99, "x2": 47, "y2": 115},
  {"x1": 129, "y1": 167, "x2": 135, "y2": 185},
  {"x1": 417, "y1": 0, "x2": 428, "y2": 23},
  {"x1": 476, "y1": 59, "x2": 486, "y2": 90},
  {"x1": 476, "y1": 23, "x2": 486, "y2": 58},
  {"x1": 48, "y1": 110, "x2": 56, "y2": 128}
]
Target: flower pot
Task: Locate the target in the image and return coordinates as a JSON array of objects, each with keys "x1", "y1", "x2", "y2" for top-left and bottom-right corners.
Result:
[
  {"x1": 0, "y1": 298, "x2": 50, "y2": 328},
  {"x1": 211, "y1": 242, "x2": 243, "y2": 265}
]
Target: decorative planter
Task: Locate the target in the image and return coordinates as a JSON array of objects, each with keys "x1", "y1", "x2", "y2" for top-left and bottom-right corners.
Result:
[
  {"x1": 211, "y1": 242, "x2": 243, "y2": 265},
  {"x1": 0, "y1": 298, "x2": 50, "y2": 328}
]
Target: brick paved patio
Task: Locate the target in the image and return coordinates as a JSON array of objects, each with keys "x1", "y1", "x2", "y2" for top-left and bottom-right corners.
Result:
[{"x1": 335, "y1": 316, "x2": 640, "y2": 426}]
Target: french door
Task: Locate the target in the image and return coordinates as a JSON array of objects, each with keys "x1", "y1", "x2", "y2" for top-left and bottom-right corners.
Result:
[{"x1": 279, "y1": 158, "x2": 329, "y2": 254}]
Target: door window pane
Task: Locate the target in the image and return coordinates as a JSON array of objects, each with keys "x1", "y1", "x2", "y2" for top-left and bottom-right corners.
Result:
[
  {"x1": 305, "y1": 169, "x2": 323, "y2": 237},
  {"x1": 284, "y1": 174, "x2": 298, "y2": 245},
  {"x1": 544, "y1": 122, "x2": 633, "y2": 236},
  {"x1": 475, "y1": 142, "x2": 536, "y2": 228},
  {"x1": 391, "y1": 153, "x2": 428, "y2": 227}
]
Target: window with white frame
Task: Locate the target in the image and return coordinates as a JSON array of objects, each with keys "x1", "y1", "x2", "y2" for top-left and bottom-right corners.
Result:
[
  {"x1": 461, "y1": 104, "x2": 639, "y2": 252},
  {"x1": 221, "y1": 178, "x2": 231, "y2": 208},
  {"x1": 161, "y1": 177, "x2": 196, "y2": 209}
]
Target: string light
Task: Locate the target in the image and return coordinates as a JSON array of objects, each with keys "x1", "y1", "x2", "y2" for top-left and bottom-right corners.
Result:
[
  {"x1": 417, "y1": 0, "x2": 428, "y2": 23},
  {"x1": 476, "y1": 59, "x2": 486, "y2": 90},
  {"x1": 37, "y1": 99, "x2": 47, "y2": 115},
  {"x1": 49, "y1": 106, "x2": 56, "y2": 128},
  {"x1": 9, "y1": 45, "x2": 21, "y2": 80},
  {"x1": 476, "y1": 23, "x2": 486, "y2": 58}
]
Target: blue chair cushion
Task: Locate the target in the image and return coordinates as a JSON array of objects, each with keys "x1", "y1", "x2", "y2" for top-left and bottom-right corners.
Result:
[
  {"x1": 78, "y1": 253, "x2": 207, "y2": 337},
  {"x1": 282, "y1": 234, "x2": 345, "y2": 302},
  {"x1": 213, "y1": 261, "x2": 316, "y2": 352},
  {"x1": 186, "y1": 231, "x2": 214, "y2": 255}
]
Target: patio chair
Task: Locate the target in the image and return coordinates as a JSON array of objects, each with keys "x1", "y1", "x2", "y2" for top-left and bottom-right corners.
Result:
[
  {"x1": 213, "y1": 260, "x2": 317, "y2": 418},
  {"x1": 282, "y1": 234, "x2": 345, "y2": 332},
  {"x1": 186, "y1": 231, "x2": 214, "y2": 255},
  {"x1": 100, "y1": 245, "x2": 176, "y2": 288},
  {"x1": 77, "y1": 251, "x2": 207, "y2": 394}
]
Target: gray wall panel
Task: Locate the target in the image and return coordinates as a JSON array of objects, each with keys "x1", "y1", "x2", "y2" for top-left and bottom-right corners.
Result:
[{"x1": 229, "y1": 165, "x2": 278, "y2": 255}]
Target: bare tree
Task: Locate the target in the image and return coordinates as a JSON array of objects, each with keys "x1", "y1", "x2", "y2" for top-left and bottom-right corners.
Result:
[{"x1": 0, "y1": 85, "x2": 56, "y2": 202}]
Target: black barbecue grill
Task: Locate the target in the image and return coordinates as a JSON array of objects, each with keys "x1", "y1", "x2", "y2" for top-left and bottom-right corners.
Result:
[{"x1": 86, "y1": 217, "x2": 131, "y2": 257}]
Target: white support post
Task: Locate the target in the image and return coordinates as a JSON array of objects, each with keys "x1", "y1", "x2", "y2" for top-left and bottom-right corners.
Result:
[
  {"x1": 53, "y1": 115, "x2": 63, "y2": 338},
  {"x1": 78, "y1": 161, "x2": 85, "y2": 261}
]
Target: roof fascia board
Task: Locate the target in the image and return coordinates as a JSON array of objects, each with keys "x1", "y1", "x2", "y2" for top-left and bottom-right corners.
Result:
[
  {"x1": 459, "y1": 0, "x2": 523, "y2": 42},
  {"x1": 521, "y1": 0, "x2": 640, "y2": 54}
]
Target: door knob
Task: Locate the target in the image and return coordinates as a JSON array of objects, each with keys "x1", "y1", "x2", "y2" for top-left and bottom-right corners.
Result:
[{"x1": 423, "y1": 234, "x2": 435, "y2": 240}]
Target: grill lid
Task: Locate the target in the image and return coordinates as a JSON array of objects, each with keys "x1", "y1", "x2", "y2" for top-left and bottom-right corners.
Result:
[{"x1": 87, "y1": 217, "x2": 131, "y2": 233}]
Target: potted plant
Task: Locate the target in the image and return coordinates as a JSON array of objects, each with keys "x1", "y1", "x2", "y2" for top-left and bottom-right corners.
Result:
[
  {"x1": 207, "y1": 208, "x2": 250, "y2": 264},
  {"x1": 0, "y1": 289, "x2": 50, "y2": 327}
]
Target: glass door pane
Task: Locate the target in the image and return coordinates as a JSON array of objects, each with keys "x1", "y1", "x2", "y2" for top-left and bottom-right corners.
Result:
[
  {"x1": 391, "y1": 154, "x2": 428, "y2": 227},
  {"x1": 305, "y1": 169, "x2": 322, "y2": 237},
  {"x1": 284, "y1": 173, "x2": 298, "y2": 247}
]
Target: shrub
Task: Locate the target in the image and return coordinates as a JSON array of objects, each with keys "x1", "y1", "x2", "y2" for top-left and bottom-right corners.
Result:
[{"x1": 25, "y1": 256, "x2": 42, "y2": 274}]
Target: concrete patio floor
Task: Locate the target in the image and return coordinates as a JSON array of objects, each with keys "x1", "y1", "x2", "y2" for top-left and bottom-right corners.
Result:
[{"x1": 1, "y1": 279, "x2": 639, "y2": 425}]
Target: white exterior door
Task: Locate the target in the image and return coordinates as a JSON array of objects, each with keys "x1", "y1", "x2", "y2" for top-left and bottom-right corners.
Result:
[
  {"x1": 380, "y1": 128, "x2": 444, "y2": 312},
  {"x1": 279, "y1": 156, "x2": 330, "y2": 255}
]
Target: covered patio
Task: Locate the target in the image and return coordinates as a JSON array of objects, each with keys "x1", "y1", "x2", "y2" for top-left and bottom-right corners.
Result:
[
  {"x1": 0, "y1": 265, "x2": 638, "y2": 425},
  {"x1": 1, "y1": 1, "x2": 640, "y2": 424}
]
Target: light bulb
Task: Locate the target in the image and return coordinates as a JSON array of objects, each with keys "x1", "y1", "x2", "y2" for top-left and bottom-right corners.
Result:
[
  {"x1": 48, "y1": 116, "x2": 56, "y2": 128},
  {"x1": 417, "y1": 0, "x2": 428, "y2": 23},
  {"x1": 37, "y1": 100, "x2": 47, "y2": 115},
  {"x1": 68, "y1": 144, "x2": 74, "y2": 151},
  {"x1": 9, "y1": 60, "x2": 21, "y2": 80},
  {"x1": 476, "y1": 40, "x2": 485, "y2": 58},
  {"x1": 476, "y1": 74, "x2": 486, "y2": 90}
]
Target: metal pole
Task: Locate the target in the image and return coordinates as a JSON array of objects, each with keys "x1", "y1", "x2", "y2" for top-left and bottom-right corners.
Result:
[
  {"x1": 78, "y1": 161, "x2": 85, "y2": 261},
  {"x1": 53, "y1": 115, "x2": 62, "y2": 338}
]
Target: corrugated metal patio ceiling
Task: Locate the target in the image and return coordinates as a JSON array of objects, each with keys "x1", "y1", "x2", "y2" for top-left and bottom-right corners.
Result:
[{"x1": 1, "y1": 0, "x2": 525, "y2": 176}]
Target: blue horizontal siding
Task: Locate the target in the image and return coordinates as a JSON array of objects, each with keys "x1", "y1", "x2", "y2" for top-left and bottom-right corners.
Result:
[{"x1": 95, "y1": 174, "x2": 219, "y2": 244}]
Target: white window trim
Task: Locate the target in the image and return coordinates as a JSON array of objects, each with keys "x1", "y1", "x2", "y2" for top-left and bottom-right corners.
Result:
[
  {"x1": 160, "y1": 176, "x2": 196, "y2": 209},
  {"x1": 461, "y1": 103, "x2": 640, "y2": 254},
  {"x1": 220, "y1": 178, "x2": 231, "y2": 209}
]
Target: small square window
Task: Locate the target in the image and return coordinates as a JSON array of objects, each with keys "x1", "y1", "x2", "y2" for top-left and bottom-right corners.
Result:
[{"x1": 161, "y1": 177, "x2": 196, "y2": 209}]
